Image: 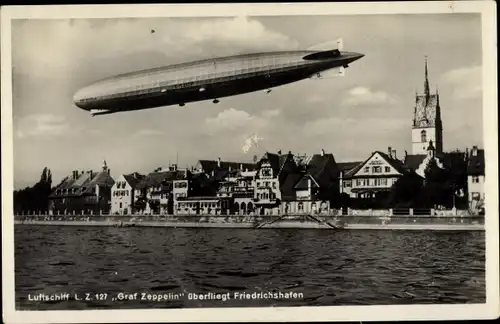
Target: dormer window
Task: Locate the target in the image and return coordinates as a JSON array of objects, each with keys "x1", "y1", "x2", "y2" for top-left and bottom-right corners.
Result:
[{"x1": 261, "y1": 168, "x2": 272, "y2": 178}]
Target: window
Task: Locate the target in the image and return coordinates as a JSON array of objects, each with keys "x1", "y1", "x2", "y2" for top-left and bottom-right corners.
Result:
[
  {"x1": 421, "y1": 130, "x2": 427, "y2": 143},
  {"x1": 272, "y1": 182, "x2": 276, "y2": 189},
  {"x1": 298, "y1": 202, "x2": 304, "y2": 211},
  {"x1": 472, "y1": 176, "x2": 480, "y2": 183},
  {"x1": 372, "y1": 166, "x2": 382, "y2": 173},
  {"x1": 385, "y1": 167, "x2": 390, "y2": 172},
  {"x1": 119, "y1": 202, "x2": 122, "y2": 208},
  {"x1": 364, "y1": 167, "x2": 369, "y2": 173}
]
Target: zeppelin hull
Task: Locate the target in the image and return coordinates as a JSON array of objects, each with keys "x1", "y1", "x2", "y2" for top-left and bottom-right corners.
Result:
[
  {"x1": 82, "y1": 64, "x2": 326, "y2": 112},
  {"x1": 74, "y1": 50, "x2": 364, "y2": 115}
]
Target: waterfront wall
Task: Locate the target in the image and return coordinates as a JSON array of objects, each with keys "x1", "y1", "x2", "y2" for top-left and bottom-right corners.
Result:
[
  {"x1": 14, "y1": 213, "x2": 485, "y2": 231},
  {"x1": 19, "y1": 207, "x2": 472, "y2": 217}
]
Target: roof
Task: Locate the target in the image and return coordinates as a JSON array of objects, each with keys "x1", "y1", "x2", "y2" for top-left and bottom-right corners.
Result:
[
  {"x1": 413, "y1": 93, "x2": 439, "y2": 128},
  {"x1": 50, "y1": 169, "x2": 115, "y2": 198},
  {"x1": 280, "y1": 173, "x2": 303, "y2": 201},
  {"x1": 306, "y1": 153, "x2": 337, "y2": 180},
  {"x1": 294, "y1": 174, "x2": 320, "y2": 190},
  {"x1": 344, "y1": 151, "x2": 408, "y2": 178},
  {"x1": 198, "y1": 160, "x2": 256, "y2": 175},
  {"x1": 337, "y1": 161, "x2": 362, "y2": 173},
  {"x1": 257, "y1": 152, "x2": 295, "y2": 175},
  {"x1": 467, "y1": 149, "x2": 485, "y2": 176},
  {"x1": 403, "y1": 154, "x2": 426, "y2": 171},
  {"x1": 123, "y1": 173, "x2": 145, "y2": 189},
  {"x1": 137, "y1": 170, "x2": 185, "y2": 189}
]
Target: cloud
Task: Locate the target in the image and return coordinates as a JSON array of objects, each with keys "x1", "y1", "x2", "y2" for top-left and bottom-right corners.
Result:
[
  {"x1": 133, "y1": 129, "x2": 164, "y2": 137},
  {"x1": 304, "y1": 116, "x2": 407, "y2": 137},
  {"x1": 204, "y1": 108, "x2": 268, "y2": 132},
  {"x1": 13, "y1": 17, "x2": 299, "y2": 79},
  {"x1": 261, "y1": 109, "x2": 281, "y2": 118},
  {"x1": 15, "y1": 114, "x2": 69, "y2": 139},
  {"x1": 342, "y1": 86, "x2": 397, "y2": 106},
  {"x1": 440, "y1": 65, "x2": 482, "y2": 100}
]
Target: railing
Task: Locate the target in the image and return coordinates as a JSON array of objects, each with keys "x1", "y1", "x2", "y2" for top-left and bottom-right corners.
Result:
[{"x1": 14, "y1": 214, "x2": 485, "y2": 228}]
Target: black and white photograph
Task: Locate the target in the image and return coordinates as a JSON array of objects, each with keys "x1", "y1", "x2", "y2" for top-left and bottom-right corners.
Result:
[{"x1": 1, "y1": 2, "x2": 498, "y2": 323}]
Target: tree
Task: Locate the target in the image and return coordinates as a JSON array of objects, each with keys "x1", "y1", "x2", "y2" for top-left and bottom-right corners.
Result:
[
  {"x1": 388, "y1": 172, "x2": 424, "y2": 208},
  {"x1": 423, "y1": 160, "x2": 454, "y2": 208},
  {"x1": 148, "y1": 199, "x2": 160, "y2": 214},
  {"x1": 13, "y1": 167, "x2": 53, "y2": 214},
  {"x1": 133, "y1": 197, "x2": 147, "y2": 213}
]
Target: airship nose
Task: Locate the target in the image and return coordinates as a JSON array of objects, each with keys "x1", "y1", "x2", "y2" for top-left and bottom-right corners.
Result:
[{"x1": 73, "y1": 87, "x2": 90, "y2": 110}]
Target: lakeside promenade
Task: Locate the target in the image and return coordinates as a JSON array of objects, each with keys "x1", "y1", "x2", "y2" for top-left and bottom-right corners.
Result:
[{"x1": 14, "y1": 213, "x2": 485, "y2": 231}]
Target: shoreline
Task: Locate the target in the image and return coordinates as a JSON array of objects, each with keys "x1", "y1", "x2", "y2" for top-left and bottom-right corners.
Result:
[{"x1": 13, "y1": 214, "x2": 485, "y2": 231}]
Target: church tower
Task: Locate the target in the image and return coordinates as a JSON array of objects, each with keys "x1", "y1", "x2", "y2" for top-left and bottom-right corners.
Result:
[{"x1": 412, "y1": 57, "x2": 443, "y2": 155}]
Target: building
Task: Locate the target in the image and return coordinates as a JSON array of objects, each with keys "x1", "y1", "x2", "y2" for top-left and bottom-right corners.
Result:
[
  {"x1": 253, "y1": 151, "x2": 300, "y2": 215},
  {"x1": 173, "y1": 177, "x2": 233, "y2": 215},
  {"x1": 281, "y1": 149, "x2": 340, "y2": 215},
  {"x1": 110, "y1": 172, "x2": 145, "y2": 215},
  {"x1": 217, "y1": 168, "x2": 257, "y2": 215},
  {"x1": 172, "y1": 160, "x2": 255, "y2": 215},
  {"x1": 134, "y1": 165, "x2": 188, "y2": 214},
  {"x1": 412, "y1": 57, "x2": 443, "y2": 155},
  {"x1": 467, "y1": 145, "x2": 485, "y2": 211},
  {"x1": 48, "y1": 161, "x2": 115, "y2": 214},
  {"x1": 340, "y1": 149, "x2": 408, "y2": 199}
]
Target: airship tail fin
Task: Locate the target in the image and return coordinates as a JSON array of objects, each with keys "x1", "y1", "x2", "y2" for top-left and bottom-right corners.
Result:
[{"x1": 307, "y1": 38, "x2": 343, "y2": 51}]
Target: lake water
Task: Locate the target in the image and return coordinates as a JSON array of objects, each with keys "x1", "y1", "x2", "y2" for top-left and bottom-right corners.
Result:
[{"x1": 14, "y1": 226, "x2": 485, "y2": 310}]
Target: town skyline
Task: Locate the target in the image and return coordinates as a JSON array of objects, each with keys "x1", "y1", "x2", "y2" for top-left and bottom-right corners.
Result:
[{"x1": 12, "y1": 14, "x2": 483, "y2": 189}]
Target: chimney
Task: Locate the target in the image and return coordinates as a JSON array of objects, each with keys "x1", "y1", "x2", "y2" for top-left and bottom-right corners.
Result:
[
  {"x1": 392, "y1": 150, "x2": 397, "y2": 160},
  {"x1": 278, "y1": 149, "x2": 282, "y2": 155},
  {"x1": 229, "y1": 165, "x2": 232, "y2": 172},
  {"x1": 472, "y1": 145, "x2": 478, "y2": 156},
  {"x1": 321, "y1": 149, "x2": 325, "y2": 156},
  {"x1": 404, "y1": 150, "x2": 408, "y2": 163},
  {"x1": 108, "y1": 168, "x2": 110, "y2": 175},
  {"x1": 217, "y1": 157, "x2": 221, "y2": 168},
  {"x1": 388, "y1": 147, "x2": 392, "y2": 158},
  {"x1": 239, "y1": 163, "x2": 243, "y2": 170}
]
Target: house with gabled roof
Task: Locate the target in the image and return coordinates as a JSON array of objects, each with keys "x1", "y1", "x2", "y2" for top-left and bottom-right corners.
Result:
[
  {"x1": 111, "y1": 172, "x2": 145, "y2": 215},
  {"x1": 48, "y1": 161, "x2": 115, "y2": 214},
  {"x1": 279, "y1": 149, "x2": 342, "y2": 215},
  {"x1": 253, "y1": 151, "x2": 300, "y2": 215},
  {"x1": 340, "y1": 149, "x2": 409, "y2": 199}
]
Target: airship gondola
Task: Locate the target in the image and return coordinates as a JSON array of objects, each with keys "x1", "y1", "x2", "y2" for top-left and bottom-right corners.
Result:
[{"x1": 73, "y1": 39, "x2": 364, "y2": 116}]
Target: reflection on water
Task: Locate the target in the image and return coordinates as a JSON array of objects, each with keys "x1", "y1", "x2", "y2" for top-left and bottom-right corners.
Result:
[{"x1": 15, "y1": 226, "x2": 485, "y2": 309}]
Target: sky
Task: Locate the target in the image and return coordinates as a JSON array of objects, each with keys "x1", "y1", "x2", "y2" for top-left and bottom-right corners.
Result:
[{"x1": 11, "y1": 14, "x2": 483, "y2": 189}]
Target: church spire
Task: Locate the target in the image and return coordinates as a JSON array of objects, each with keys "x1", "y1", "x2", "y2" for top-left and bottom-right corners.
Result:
[{"x1": 424, "y1": 56, "x2": 430, "y2": 98}]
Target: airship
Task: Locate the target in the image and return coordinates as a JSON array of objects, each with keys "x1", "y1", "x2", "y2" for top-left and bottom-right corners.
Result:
[{"x1": 73, "y1": 39, "x2": 364, "y2": 116}]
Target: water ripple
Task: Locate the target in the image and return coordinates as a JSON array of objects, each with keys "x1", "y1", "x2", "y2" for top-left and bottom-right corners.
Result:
[{"x1": 15, "y1": 226, "x2": 485, "y2": 309}]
